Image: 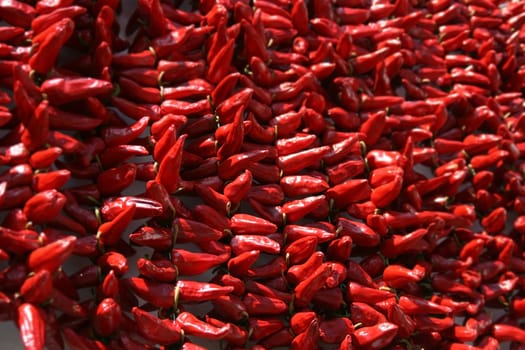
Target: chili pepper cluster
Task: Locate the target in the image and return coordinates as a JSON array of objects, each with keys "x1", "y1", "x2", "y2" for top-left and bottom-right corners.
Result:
[{"x1": 1, "y1": 0, "x2": 525, "y2": 349}]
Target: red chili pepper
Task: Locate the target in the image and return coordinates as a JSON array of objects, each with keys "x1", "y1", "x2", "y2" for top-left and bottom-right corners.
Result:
[
  {"x1": 156, "y1": 60, "x2": 205, "y2": 85},
  {"x1": 22, "y1": 189, "x2": 66, "y2": 224},
  {"x1": 347, "y1": 282, "x2": 395, "y2": 304},
  {"x1": 280, "y1": 175, "x2": 328, "y2": 198},
  {"x1": 383, "y1": 264, "x2": 425, "y2": 288},
  {"x1": 481, "y1": 276, "x2": 519, "y2": 301},
  {"x1": 152, "y1": 133, "x2": 186, "y2": 193},
  {"x1": 230, "y1": 213, "x2": 277, "y2": 235},
  {"x1": 136, "y1": 256, "x2": 176, "y2": 282},
  {"x1": 326, "y1": 236, "x2": 352, "y2": 262},
  {"x1": 291, "y1": 318, "x2": 319, "y2": 350},
  {"x1": 230, "y1": 234, "x2": 280, "y2": 256},
  {"x1": 380, "y1": 228, "x2": 428, "y2": 257},
  {"x1": 97, "y1": 251, "x2": 128, "y2": 277},
  {"x1": 431, "y1": 274, "x2": 480, "y2": 299},
  {"x1": 218, "y1": 149, "x2": 269, "y2": 180},
  {"x1": 223, "y1": 170, "x2": 252, "y2": 204},
  {"x1": 41, "y1": 77, "x2": 112, "y2": 105},
  {"x1": 17, "y1": 303, "x2": 45, "y2": 350},
  {"x1": 96, "y1": 203, "x2": 136, "y2": 247},
  {"x1": 176, "y1": 311, "x2": 230, "y2": 340},
  {"x1": 28, "y1": 147, "x2": 62, "y2": 170},
  {"x1": 285, "y1": 235, "x2": 318, "y2": 266},
  {"x1": 294, "y1": 262, "x2": 332, "y2": 307},
  {"x1": 102, "y1": 116, "x2": 149, "y2": 148},
  {"x1": 100, "y1": 270, "x2": 119, "y2": 299},
  {"x1": 129, "y1": 226, "x2": 169, "y2": 251},
  {"x1": 187, "y1": 206, "x2": 228, "y2": 236},
  {"x1": 352, "y1": 322, "x2": 398, "y2": 350},
  {"x1": 276, "y1": 134, "x2": 317, "y2": 157},
  {"x1": 282, "y1": 195, "x2": 326, "y2": 223},
  {"x1": 206, "y1": 315, "x2": 248, "y2": 347},
  {"x1": 172, "y1": 248, "x2": 228, "y2": 276},
  {"x1": 131, "y1": 307, "x2": 181, "y2": 345},
  {"x1": 0, "y1": 164, "x2": 32, "y2": 189},
  {"x1": 26, "y1": 235, "x2": 76, "y2": 274},
  {"x1": 20, "y1": 101, "x2": 49, "y2": 153},
  {"x1": 243, "y1": 292, "x2": 288, "y2": 316},
  {"x1": 327, "y1": 179, "x2": 371, "y2": 209},
  {"x1": 29, "y1": 18, "x2": 75, "y2": 74},
  {"x1": 246, "y1": 184, "x2": 283, "y2": 206},
  {"x1": 32, "y1": 169, "x2": 71, "y2": 192},
  {"x1": 337, "y1": 217, "x2": 381, "y2": 247},
  {"x1": 19, "y1": 270, "x2": 52, "y2": 304},
  {"x1": 277, "y1": 146, "x2": 330, "y2": 175},
  {"x1": 399, "y1": 295, "x2": 452, "y2": 315},
  {"x1": 32, "y1": 5, "x2": 86, "y2": 34},
  {"x1": 210, "y1": 294, "x2": 248, "y2": 322},
  {"x1": 93, "y1": 298, "x2": 121, "y2": 337},
  {"x1": 218, "y1": 109, "x2": 246, "y2": 162},
  {"x1": 174, "y1": 217, "x2": 223, "y2": 244},
  {"x1": 350, "y1": 301, "x2": 387, "y2": 326},
  {"x1": 284, "y1": 223, "x2": 336, "y2": 243}
]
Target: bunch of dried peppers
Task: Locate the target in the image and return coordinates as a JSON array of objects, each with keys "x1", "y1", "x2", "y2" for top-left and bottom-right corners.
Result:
[{"x1": 0, "y1": 0, "x2": 525, "y2": 349}]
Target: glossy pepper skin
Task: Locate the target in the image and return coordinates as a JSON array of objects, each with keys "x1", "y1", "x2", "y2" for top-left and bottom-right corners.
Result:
[
  {"x1": 132, "y1": 307, "x2": 181, "y2": 345},
  {"x1": 17, "y1": 303, "x2": 46, "y2": 350}
]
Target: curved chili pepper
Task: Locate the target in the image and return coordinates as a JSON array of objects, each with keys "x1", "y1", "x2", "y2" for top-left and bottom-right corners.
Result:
[
  {"x1": 294, "y1": 262, "x2": 332, "y2": 307},
  {"x1": 218, "y1": 149, "x2": 269, "y2": 180},
  {"x1": 131, "y1": 307, "x2": 181, "y2": 345},
  {"x1": 137, "y1": 256, "x2": 177, "y2": 283},
  {"x1": 172, "y1": 248, "x2": 228, "y2": 276},
  {"x1": 20, "y1": 270, "x2": 52, "y2": 304},
  {"x1": 97, "y1": 203, "x2": 136, "y2": 246},
  {"x1": 282, "y1": 195, "x2": 326, "y2": 223},
  {"x1": 230, "y1": 213, "x2": 277, "y2": 235},
  {"x1": 176, "y1": 311, "x2": 230, "y2": 340},
  {"x1": 383, "y1": 264, "x2": 425, "y2": 288},
  {"x1": 381, "y1": 228, "x2": 428, "y2": 257},
  {"x1": 347, "y1": 282, "x2": 395, "y2": 304},
  {"x1": 223, "y1": 170, "x2": 252, "y2": 204},
  {"x1": 284, "y1": 224, "x2": 335, "y2": 243},
  {"x1": 29, "y1": 18, "x2": 74, "y2": 74}
]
